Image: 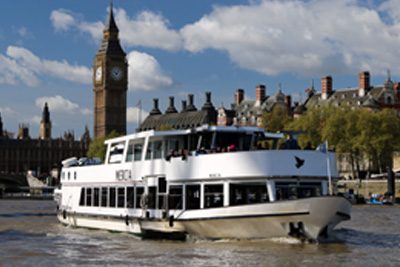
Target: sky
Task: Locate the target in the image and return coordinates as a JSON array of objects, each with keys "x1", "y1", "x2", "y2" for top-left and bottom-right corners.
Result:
[{"x1": 1, "y1": 0, "x2": 400, "y2": 138}]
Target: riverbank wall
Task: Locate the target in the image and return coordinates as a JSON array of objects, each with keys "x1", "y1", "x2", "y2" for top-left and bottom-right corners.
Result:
[{"x1": 337, "y1": 179, "x2": 400, "y2": 197}]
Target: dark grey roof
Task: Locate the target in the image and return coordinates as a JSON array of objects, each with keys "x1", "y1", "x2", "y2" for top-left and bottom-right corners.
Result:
[{"x1": 138, "y1": 110, "x2": 216, "y2": 131}]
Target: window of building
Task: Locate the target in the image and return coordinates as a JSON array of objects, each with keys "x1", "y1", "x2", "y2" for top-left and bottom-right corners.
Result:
[
  {"x1": 186, "y1": 184, "x2": 201, "y2": 210},
  {"x1": 204, "y1": 184, "x2": 224, "y2": 208},
  {"x1": 117, "y1": 187, "x2": 125, "y2": 208},
  {"x1": 169, "y1": 185, "x2": 183, "y2": 210},
  {"x1": 229, "y1": 183, "x2": 269, "y2": 206}
]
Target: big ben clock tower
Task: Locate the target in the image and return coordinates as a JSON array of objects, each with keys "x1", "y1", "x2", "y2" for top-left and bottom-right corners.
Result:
[{"x1": 93, "y1": 1, "x2": 128, "y2": 138}]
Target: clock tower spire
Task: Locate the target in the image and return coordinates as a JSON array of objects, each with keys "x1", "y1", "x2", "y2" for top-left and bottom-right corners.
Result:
[{"x1": 93, "y1": 1, "x2": 128, "y2": 139}]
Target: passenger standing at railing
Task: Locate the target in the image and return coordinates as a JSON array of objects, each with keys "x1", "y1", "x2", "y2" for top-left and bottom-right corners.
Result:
[{"x1": 283, "y1": 134, "x2": 300, "y2": 150}]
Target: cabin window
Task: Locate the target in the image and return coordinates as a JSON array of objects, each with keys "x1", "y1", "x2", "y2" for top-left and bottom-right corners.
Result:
[
  {"x1": 86, "y1": 188, "x2": 92, "y2": 206},
  {"x1": 145, "y1": 143, "x2": 153, "y2": 160},
  {"x1": 229, "y1": 183, "x2": 269, "y2": 206},
  {"x1": 126, "y1": 142, "x2": 134, "y2": 162},
  {"x1": 165, "y1": 139, "x2": 180, "y2": 156},
  {"x1": 168, "y1": 185, "x2": 183, "y2": 210},
  {"x1": 79, "y1": 188, "x2": 85, "y2": 206},
  {"x1": 158, "y1": 177, "x2": 167, "y2": 193},
  {"x1": 101, "y1": 187, "x2": 108, "y2": 207},
  {"x1": 275, "y1": 181, "x2": 322, "y2": 200},
  {"x1": 134, "y1": 144, "x2": 143, "y2": 161},
  {"x1": 186, "y1": 184, "x2": 201, "y2": 210},
  {"x1": 135, "y1": 187, "x2": 144, "y2": 208},
  {"x1": 109, "y1": 188, "x2": 116, "y2": 207},
  {"x1": 204, "y1": 184, "x2": 224, "y2": 208},
  {"x1": 93, "y1": 187, "x2": 100, "y2": 207},
  {"x1": 127, "y1": 187, "x2": 134, "y2": 208},
  {"x1": 109, "y1": 142, "x2": 125, "y2": 164},
  {"x1": 148, "y1": 186, "x2": 156, "y2": 209},
  {"x1": 117, "y1": 187, "x2": 125, "y2": 208},
  {"x1": 153, "y1": 141, "x2": 163, "y2": 159}
]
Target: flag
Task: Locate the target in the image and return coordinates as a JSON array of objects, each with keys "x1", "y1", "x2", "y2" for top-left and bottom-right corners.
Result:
[{"x1": 316, "y1": 142, "x2": 327, "y2": 153}]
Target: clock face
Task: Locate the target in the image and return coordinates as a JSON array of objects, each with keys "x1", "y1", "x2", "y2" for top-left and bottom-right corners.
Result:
[
  {"x1": 111, "y1": 66, "x2": 123, "y2": 81},
  {"x1": 95, "y1": 66, "x2": 102, "y2": 82}
]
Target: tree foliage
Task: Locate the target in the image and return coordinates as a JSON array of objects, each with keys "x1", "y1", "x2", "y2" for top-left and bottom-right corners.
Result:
[
  {"x1": 263, "y1": 105, "x2": 400, "y2": 176},
  {"x1": 87, "y1": 131, "x2": 122, "y2": 160},
  {"x1": 262, "y1": 105, "x2": 292, "y2": 132}
]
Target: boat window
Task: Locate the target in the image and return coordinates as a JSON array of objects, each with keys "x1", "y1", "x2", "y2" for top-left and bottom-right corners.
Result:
[
  {"x1": 101, "y1": 187, "x2": 108, "y2": 207},
  {"x1": 86, "y1": 188, "x2": 92, "y2": 206},
  {"x1": 165, "y1": 139, "x2": 180, "y2": 157},
  {"x1": 148, "y1": 187, "x2": 156, "y2": 209},
  {"x1": 229, "y1": 183, "x2": 269, "y2": 206},
  {"x1": 93, "y1": 187, "x2": 100, "y2": 207},
  {"x1": 153, "y1": 141, "x2": 163, "y2": 159},
  {"x1": 109, "y1": 187, "x2": 116, "y2": 207},
  {"x1": 117, "y1": 187, "x2": 125, "y2": 208},
  {"x1": 204, "y1": 184, "x2": 224, "y2": 208},
  {"x1": 134, "y1": 144, "x2": 143, "y2": 161},
  {"x1": 158, "y1": 177, "x2": 167, "y2": 193},
  {"x1": 168, "y1": 185, "x2": 183, "y2": 210},
  {"x1": 79, "y1": 188, "x2": 85, "y2": 206},
  {"x1": 127, "y1": 187, "x2": 134, "y2": 208},
  {"x1": 135, "y1": 187, "x2": 144, "y2": 208},
  {"x1": 186, "y1": 184, "x2": 200, "y2": 210},
  {"x1": 145, "y1": 143, "x2": 153, "y2": 160},
  {"x1": 275, "y1": 181, "x2": 322, "y2": 200},
  {"x1": 109, "y1": 142, "x2": 124, "y2": 164}
]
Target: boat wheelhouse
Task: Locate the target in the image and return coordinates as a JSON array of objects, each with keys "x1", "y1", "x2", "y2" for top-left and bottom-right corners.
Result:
[{"x1": 56, "y1": 125, "x2": 351, "y2": 241}]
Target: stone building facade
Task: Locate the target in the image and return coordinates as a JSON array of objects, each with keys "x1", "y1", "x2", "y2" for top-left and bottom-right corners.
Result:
[{"x1": 0, "y1": 104, "x2": 89, "y2": 176}]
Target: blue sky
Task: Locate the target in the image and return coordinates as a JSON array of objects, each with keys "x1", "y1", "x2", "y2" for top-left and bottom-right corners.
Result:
[{"x1": 0, "y1": 0, "x2": 399, "y2": 138}]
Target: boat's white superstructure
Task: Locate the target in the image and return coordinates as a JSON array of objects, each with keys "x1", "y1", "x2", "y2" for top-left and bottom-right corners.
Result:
[{"x1": 56, "y1": 125, "x2": 351, "y2": 241}]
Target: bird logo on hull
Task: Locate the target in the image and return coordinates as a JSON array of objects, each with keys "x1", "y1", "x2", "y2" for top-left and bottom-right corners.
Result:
[{"x1": 294, "y1": 156, "x2": 305, "y2": 168}]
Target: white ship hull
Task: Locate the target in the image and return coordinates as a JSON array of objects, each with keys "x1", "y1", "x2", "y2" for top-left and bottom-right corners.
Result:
[{"x1": 176, "y1": 196, "x2": 351, "y2": 240}]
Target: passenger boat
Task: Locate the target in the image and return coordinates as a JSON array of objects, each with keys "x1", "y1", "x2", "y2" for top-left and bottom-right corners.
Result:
[{"x1": 55, "y1": 125, "x2": 351, "y2": 241}]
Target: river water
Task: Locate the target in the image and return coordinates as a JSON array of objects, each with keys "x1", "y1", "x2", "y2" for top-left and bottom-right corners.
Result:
[{"x1": 0, "y1": 200, "x2": 399, "y2": 267}]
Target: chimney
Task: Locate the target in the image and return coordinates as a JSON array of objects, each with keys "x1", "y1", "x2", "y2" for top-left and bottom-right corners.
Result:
[
  {"x1": 285, "y1": 95, "x2": 292, "y2": 114},
  {"x1": 181, "y1": 100, "x2": 187, "y2": 112},
  {"x1": 186, "y1": 94, "x2": 197, "y2": 111},
  {"x1": 256, "y1": 84, "x2": 266, "y2": 105},
  {"x1": 321, "y1": 76, "x2": 332, "y2": 100},
  {"x1": 150, "y1": 98, "x2": 162, "y2": 115},
  {"x1": 358, "y1": 71, "x2": 370, "y2": 97},
  {"x1": 165, "y1": 96, "x2": 178, "y2": 114},
  {"x1": 18, "y1": 124, "x2": 30, "y2": 140},
  {"x1": 202, "y1": 91, "x2": 215, "y2": 111},
  {"x1": 235, "y1": 89, "x2": 244, "y2": 105}
]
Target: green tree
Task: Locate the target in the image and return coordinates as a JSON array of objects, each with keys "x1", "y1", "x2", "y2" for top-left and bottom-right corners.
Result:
[
  {"x1": 87, "y1": 131, "x2": 122, "y2": 160},
  {"x1": 262, "y1": 105, "x2": 292, "y2": 132}
]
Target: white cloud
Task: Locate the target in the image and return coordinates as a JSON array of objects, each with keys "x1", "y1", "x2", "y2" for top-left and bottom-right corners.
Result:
[
  {"x1": 127, "y1": 106, "x2": 149, "y2": 124},
  {"x1": 31, "y1": 115, "x2": 41, "y2": 125},
  {"x1": 0, "y1": 107, "x2": 17, "y2": 116},
  {"x1": 50, "y1": 8, "x2": 182, "y2": 51},
  {"x1": 0, "y1": 46, "x2": 91, "y2": 87},
  {"x1": 50, "y1": 9, "x2": 77, "y2": 31},
  {"x1": 36, "y1": 95, "x2": 79, "y2": 114},
  {"x1": 128, "y1": 51, "x2": 174, "y2": 91},
  {"x1": 181, "y1": 0, "x2": 400, "y2": 76}
]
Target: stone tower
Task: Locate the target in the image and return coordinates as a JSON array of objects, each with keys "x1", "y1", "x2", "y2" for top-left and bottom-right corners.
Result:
[
  {"x1": 40, "y1": 102, "x2": 52, "y2": 140},
  {"x1": 93, "y1": 1, "x2": 128, "y2": 138}
]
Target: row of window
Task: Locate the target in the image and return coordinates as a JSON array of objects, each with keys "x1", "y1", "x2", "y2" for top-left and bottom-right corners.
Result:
[{"x1": 78, "y1": 183, "x2": 277, "y2": 210}]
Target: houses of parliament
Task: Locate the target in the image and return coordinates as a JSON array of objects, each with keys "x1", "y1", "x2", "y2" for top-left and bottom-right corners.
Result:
[{"x1": 0, "y1": 2, "x2": 127, "y2": 177}]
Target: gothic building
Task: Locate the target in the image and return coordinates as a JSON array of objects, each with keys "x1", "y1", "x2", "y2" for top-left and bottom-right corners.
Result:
[
  {"x1": 0, "y1": 104, "x2": 89, "y2": 176},
  {"x1": 299, "y1": 71, "x2": 400, "y2": 114},
  {"x1": 93, "y1": 1, "x2": 128, "y2": 138}
]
